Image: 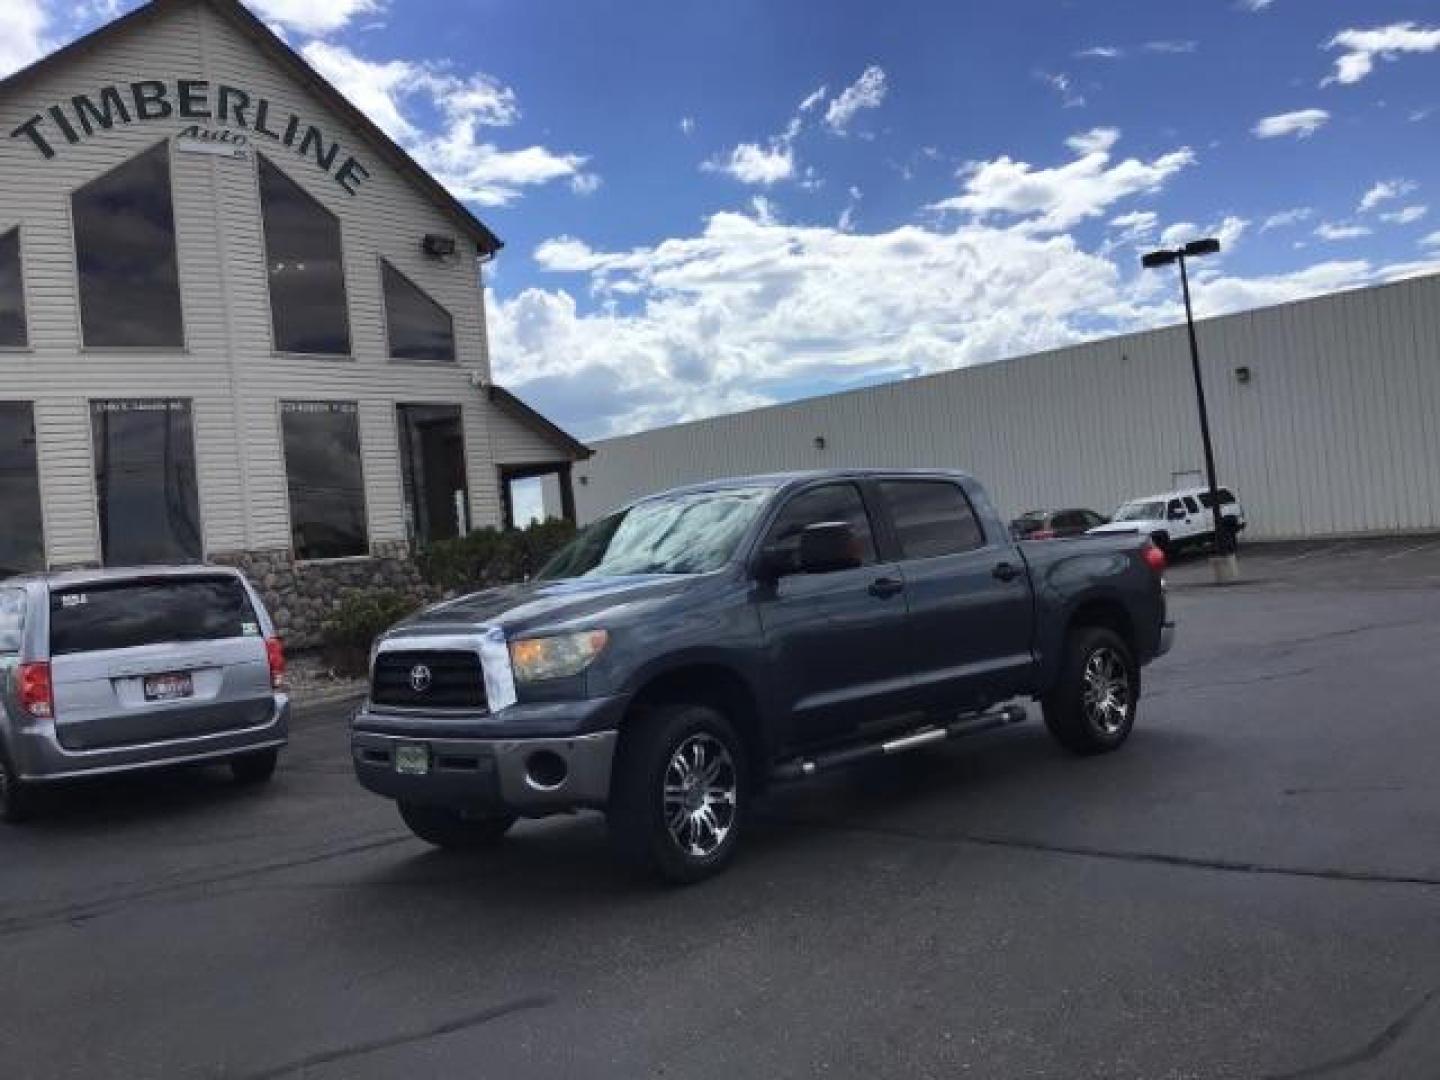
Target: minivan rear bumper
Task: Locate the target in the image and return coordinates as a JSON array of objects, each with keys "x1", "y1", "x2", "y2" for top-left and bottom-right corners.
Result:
[{"x1": 9, "y1": 696, "x2": 289, "y2": 782}]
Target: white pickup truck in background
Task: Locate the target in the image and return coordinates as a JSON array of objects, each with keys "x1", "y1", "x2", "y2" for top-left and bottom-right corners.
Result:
[{"x1": 1089, "y1": 486, "x2": 1247, "y2": 555}]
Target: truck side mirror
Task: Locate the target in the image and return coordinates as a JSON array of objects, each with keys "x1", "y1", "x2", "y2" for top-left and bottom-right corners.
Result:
[{"x1": 798, "y1": 521, "x2": 861, "y2": 573}]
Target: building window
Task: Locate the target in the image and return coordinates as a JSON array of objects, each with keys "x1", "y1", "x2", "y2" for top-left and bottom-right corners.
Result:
[
  {"x1": 0, "y1": 229, "x2": 27, "y2": 348},
  {"x1": 281, "y1": 402, "x2": 367, "y2": 559},
  {"x1": 383, "y1": 260, "x2": 455, "y2": 362},
  {"x1": 0, "y1": 402, "x2": 44, "y2": 575},
  {"x1": 72, "y1": 142, "x2": 183, "y2": 348},
  {"x1": 398, "y1": 404, "x2": 468, "y2": 548},
  {"x1": 258, "y1": 155, "x2": 351, "y2": 355},
  {"x1": 91, "y1": 399, "x2": 202, "y2": 564}
]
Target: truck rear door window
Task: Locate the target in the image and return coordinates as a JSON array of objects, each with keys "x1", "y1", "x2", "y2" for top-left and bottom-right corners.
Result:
[
  {"x1": 879, "y1": 481, "x2": 984, "y2": 559},
  {"x1": 49, "y1": 577, "x2": 259, "y2": 656}
]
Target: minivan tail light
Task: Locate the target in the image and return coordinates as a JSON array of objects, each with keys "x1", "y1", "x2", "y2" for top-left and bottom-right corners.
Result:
[
  {"x1": 1142, "y1": 542, "x2": 1167, "y2": 575},
  {"x1": 266, "y1": 637, "x2": 287, "y2": 691},
  {"x1": 18, "y1": 661, "x2": 54, "y2": 719}
]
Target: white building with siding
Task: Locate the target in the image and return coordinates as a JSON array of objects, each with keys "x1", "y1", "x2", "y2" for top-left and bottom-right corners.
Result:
[
  {"x1": 574, "y1": 271, "x2": 1440, "y2": 541},
  {"x1": 0, "y1": 0, "x2": 587, "y2": 638}
]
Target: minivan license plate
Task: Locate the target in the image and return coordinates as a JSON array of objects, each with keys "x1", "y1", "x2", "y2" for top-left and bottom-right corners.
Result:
[
  {"x1": 144, "y1": 672, "x2": 193, "y2": 701},
  {"x1": 394, "y1": 744, "x2": 431, "y2": 776}
]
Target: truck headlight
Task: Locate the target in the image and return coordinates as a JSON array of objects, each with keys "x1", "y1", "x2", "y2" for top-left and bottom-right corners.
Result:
[{"x1": 509, "y1": 630, "x2": 610, "y2": 682}]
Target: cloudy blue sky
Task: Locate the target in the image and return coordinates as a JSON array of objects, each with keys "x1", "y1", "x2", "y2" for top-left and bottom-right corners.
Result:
[{"x1": 6, "y1": 0, "x2": 1440, "y2": 439}]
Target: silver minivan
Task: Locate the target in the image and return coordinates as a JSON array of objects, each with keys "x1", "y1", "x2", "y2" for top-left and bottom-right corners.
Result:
[{"x1": 0, "y1": 566, "x2": 289, "y2": 822}]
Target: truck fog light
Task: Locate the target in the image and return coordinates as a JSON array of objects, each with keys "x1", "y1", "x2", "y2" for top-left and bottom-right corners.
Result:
[{"x1": 525, "y1": 750, "x2": 568, "y2": 791}]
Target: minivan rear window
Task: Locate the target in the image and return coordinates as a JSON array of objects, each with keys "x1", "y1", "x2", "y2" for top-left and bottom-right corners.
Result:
[
  {"x1": 0, "y1": 589, "x2": 24, "y2": 652},
  {"x1": 48, "y1": 576, "x2": 260, "y2": 656}
]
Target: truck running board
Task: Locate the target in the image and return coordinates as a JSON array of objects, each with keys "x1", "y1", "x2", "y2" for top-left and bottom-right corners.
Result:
[{"x1": 771, "y1": 704, "x2": 1028, "y2": 783}]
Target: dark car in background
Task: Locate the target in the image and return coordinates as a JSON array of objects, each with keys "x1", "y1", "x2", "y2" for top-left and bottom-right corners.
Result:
[
  {"x1": 1010, "y1": 508, "x2": 1109, "y2": 540},
  {"x1": 0, "y1": 566, "x2": 289, "y2": 822}
]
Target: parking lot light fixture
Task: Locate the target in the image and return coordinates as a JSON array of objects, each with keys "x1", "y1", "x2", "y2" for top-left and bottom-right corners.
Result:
[{"x1": 1141, "y1": 237, "x2": 1238, "y2": 584}]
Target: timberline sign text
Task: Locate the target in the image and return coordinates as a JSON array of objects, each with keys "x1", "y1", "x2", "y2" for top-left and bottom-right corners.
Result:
[{"x1": 9, "y1": 79, "x2": 370, "y2": 195}]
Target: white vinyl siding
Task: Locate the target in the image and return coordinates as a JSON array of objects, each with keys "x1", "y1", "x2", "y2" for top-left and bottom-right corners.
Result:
[
  {"x1": 0, "y1": 1, "x2": 578, "y2": 566},
  {"x1": 576, "y1": 270, "x2": 1440, "y2": 541}
]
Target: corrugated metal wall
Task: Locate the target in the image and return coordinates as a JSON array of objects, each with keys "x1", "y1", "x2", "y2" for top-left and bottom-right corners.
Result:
[{"x1": 575, "y1": 271, "x2": 1440, "y2": 539}]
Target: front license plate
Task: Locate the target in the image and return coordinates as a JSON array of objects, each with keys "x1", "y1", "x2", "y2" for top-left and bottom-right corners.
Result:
[
  {"x1": 144, "y1": 672, "x2": 194, "y2": 701},
  {"x1": 394, "y1": 744, "x2": 431, "y2": 776}
]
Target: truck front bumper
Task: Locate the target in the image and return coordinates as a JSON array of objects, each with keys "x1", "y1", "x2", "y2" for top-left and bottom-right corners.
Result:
[
  {"x1": 351, "y1": 697, "x2": 624, "y2": 816},
  {"x1": 1157, "y1": 620, "x2": 1177, "y2": 658}
]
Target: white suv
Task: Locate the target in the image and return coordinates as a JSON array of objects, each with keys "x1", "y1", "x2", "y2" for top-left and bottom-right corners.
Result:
[{"x1": 1089, "y1": 486, "x2": 1247, "y2": 555}]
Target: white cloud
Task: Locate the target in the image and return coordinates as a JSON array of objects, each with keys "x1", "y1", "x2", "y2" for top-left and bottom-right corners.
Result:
[
  {"x1": 679, "y1": 116, "x2": 695, "y2": 136},
  {"x1": 1315, "y1": 221, "x2": 1373, "y2": 241},
  {"x1": 931, "y1": 131, "x2": 1194, "y2": 233},
  {"x1": 1239, "y1": 0, "x2": 1275, "y2": 10},
  {"x1": 0, "y1": 0, "x2": 48, "y2": 78},
  {"x1": 1065, "y1": 127, "x2": 1120, "y2": 155},
  {"x1": 1109, "y1": 210, "x2": 1158, "y2": 243},
  {"x1": 1422, "y1": 230, "x2": 1440, "y2": 248},
  {"x1": 1187, "y1": 260, "x2": 1374, "y2": 318},
  {"x1": 298, "y1": 41, "x2": 587, "y2": 206},
  {"x1": 1252, "y1": 108, "x2": 1329, "y2": 139},
  {"x1": 1158, "y1": 221, "x2": 1197, "y2": 248},
  {"x1": 1379, "y1": 205, "x2": 1427, "y2": 225},
  {"x1": 1261, "y1": 207, "x2": 1313, "y2": 231},
  {"x1": 704, "y1": 140, "x2": 795, "y2": 186},
  {"x1": 1143, "y1": 40, "x2": 1198, "y2": 54},
  {"x1": 798, "y1": 84, "x2": 828, "y2": 113},
  {"x1": 570, "y1": 173, "x2": 602, "y2": 196},
  {"x1": 1076, "y1": 46, "x2": 1123, "y2": 60},
  {"x1": 1037, "y1": 71, "x2": 1085, "y2": 108},
  {"x1": 823, "y1": 66, "x2": 887, "y2": 133},
  {"x1": 1324, "y1": 23, "x2": 1440, "y2": 86},
  {"x1": 245, "y1": 0, "x2": 384, "y2": 36},
  {"x1": 1358, "y1": 178, "x2": 1417, "y2": 212}
]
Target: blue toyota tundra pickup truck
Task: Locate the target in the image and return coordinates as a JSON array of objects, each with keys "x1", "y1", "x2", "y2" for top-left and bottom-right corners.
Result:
[{"x1": 353, "y1": 469, "x2": 1174, "y2": 882}]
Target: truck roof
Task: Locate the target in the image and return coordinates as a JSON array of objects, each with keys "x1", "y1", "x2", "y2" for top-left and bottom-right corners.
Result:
[{"x1": 645, "y1": 467, "x2": 978, "y2": 501}]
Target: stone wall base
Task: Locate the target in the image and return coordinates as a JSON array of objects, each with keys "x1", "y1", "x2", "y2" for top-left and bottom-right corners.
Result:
[{"x1": 211, "y1": 541, "x2": 426, "y2": 648}]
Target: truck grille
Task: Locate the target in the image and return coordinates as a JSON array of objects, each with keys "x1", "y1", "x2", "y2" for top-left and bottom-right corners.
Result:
[{"x1": 371, "y1": 650, "x2": 487, "y2": 710}]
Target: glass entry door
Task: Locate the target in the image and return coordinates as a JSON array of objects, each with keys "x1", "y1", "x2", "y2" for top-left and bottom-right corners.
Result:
[{"x1": 397, "y1": 404, "x2": 469, "y2": 548}]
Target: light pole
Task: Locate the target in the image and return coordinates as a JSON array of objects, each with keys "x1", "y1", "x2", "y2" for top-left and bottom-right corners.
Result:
[{"x1": 1141, "y1": 237, "x2": 1238, "y2": 583}]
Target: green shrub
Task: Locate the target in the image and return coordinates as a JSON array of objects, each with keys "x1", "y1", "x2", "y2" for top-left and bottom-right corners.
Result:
[
  {"x1": 418, "y1": 518, "x2": 578, "y2": 595},
  {"x1": 320, "y1": 590, "x2": 419, "y2": 676}
]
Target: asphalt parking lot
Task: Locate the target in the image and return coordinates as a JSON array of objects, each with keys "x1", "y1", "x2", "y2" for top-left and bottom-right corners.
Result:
[{"x1": 3, "y1": 537, "x2": 1440, "y2": 1079}]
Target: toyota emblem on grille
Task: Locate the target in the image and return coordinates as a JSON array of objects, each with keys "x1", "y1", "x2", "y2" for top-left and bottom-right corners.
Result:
[{"x1": 409, "y1": 664, "x2": 433, "y2": 693}]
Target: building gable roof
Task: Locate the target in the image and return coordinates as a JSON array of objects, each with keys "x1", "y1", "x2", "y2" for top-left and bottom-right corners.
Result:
[
  {"x1": 489, "y1": 385, "x2": 593, "y2": 461},
  {"x1": 0, "y1": 0, "x2": 502, "y2": 254}
]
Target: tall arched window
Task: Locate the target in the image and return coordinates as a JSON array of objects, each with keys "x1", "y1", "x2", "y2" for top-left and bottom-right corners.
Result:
[
  {"x1": 0, "y1": 229, "x2": 26, "y2": 348},
  {"x1": 258, "y1": 155, "x2": 351, "y2": 355},
  {"x1": 72, "y1": 142, "x2": 183, "y2": 347}
]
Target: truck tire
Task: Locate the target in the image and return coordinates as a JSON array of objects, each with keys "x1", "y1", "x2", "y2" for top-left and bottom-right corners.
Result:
[
  {"x1": 399, "y1": 802, "x2": 516, "y2": 850},
  {"x1": 608, "y1": 703, "x2": 748, "y2": 884},
  {"x1": 230, "y1": 748, "x2": 279, "y2": 785},
  {"x1": 0, "y1": 749, "x2": 35, "y2": 824},
  {"x1": 1042, "y1": 626, "x2": 1139, "y2": 755}
]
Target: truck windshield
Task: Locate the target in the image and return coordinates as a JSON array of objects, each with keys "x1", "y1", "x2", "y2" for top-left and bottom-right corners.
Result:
[
  {"x1": 1114, "y1": 500, "x2": 1164, "y2": 522},
  {"x1": 537, "y1": 487, "x2": 772, "y2": 579}
]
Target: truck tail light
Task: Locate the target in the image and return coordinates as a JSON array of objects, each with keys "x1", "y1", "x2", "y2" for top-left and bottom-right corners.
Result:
[
  {"x1": 266, "y1": 637, "x2": 287, "y2": 691},
  {"x1": 18, "y1": 661, "x2": 54, "y2": 719},
  {"x1": 1142, "y1": 542, "x2": 1167, "y2": 575},
  {"x1": 1031, "y1": 528, "x2": 1056, "y2": 540}
]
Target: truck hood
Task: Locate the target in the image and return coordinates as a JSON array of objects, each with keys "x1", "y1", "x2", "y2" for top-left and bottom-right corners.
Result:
[
  {"x1": 386, "y1": 574, "x2": 701, "y2": 639},
  {"x1": 1088, "y1": 520, "x2": 1160, "y2": 535}
]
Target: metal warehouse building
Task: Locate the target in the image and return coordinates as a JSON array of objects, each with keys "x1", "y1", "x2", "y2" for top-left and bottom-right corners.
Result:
[
  {"x1": 575, "y1": 271, "x2": 1440, "y2": 541},
  {"x1": 0, "y1": 0, "x2": 587, "y2": 641}
]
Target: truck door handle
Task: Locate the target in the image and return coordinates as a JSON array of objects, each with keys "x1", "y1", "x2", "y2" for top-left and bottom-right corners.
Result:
[
  {"x1": 868, "y1": 577, "x2": 904, "y2": 599},
  {"x1": 992, "y1": 562, "x2": 1020, "y2": 583}
]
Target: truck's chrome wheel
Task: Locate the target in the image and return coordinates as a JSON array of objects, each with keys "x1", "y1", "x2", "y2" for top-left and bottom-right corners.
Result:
[
  {"x1": 663, "y1": 734, "x2": 737, "y2": 858},
  {"x1": 1082, "y1": 647, "x2": 1130, "y2": 736}
]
